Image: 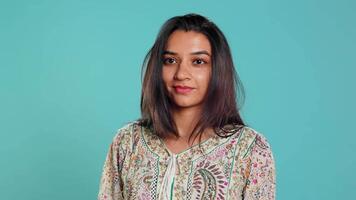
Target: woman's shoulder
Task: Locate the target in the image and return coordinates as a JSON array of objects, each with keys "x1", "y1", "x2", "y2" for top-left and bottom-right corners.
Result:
[
  {"x1": 239, "y1": 126, "x2": 271, "y2": 143},
  {"x1": 236, "y1": 125, "x2": 274, "y2": 159},
  {"x1": 110, "y1": 120, "x2": 142, "y2": 150}
]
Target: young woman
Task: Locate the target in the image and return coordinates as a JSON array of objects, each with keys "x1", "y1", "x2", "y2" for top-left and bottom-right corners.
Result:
[{"x1": 98, "y1": 13, "x2": 276, "y2": 200}]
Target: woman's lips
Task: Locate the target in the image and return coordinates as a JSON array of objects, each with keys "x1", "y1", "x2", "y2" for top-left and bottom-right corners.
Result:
[{"x1": 173, "y1": 86, "x2": 194, "y2": 94}]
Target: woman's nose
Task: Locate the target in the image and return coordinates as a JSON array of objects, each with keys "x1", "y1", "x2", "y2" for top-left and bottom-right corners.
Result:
[{"x1": 174, "y1": 61, "x2": 191, "y2": 80}]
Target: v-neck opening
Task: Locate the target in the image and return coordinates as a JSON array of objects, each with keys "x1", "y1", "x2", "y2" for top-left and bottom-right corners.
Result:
[{"x1": 158, "y1": 134, "x2": 218, "y2": 156}]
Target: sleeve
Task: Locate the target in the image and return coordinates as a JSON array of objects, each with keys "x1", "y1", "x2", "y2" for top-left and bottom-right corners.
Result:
[
  {"x1": 97, "y1": 128, "x2": 129, "y2": 200},
  {"x1": 242, "y1": 133, "x2": 276, "y2": 200}
]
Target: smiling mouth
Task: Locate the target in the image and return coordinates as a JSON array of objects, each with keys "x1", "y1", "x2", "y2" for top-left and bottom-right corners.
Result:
[{"x1": 173, "y1": 86, "x2": 194, "y2": 94}]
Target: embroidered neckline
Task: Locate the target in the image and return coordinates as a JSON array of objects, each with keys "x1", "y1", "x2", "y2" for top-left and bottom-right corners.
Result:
[
  {"x1": 157, "y1": 133, "x2": 219, "y2": 156},
  {"x1": 141, "y1": 124, "x2": 244, "y2": 159}
]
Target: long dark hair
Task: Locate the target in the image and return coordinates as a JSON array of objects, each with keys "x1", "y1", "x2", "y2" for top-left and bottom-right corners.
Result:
[{"x1": 137, "y1": 13, "x2": 247, "y2": 146}]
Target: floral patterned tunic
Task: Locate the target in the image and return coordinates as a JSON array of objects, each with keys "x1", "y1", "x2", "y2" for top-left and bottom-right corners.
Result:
[{"x1": 97, "y1": 121, "x2": 276, "y2": 200}]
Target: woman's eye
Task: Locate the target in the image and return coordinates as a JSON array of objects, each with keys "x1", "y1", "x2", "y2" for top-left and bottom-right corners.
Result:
[
  {"x1": 193, "y1": 59, "x2": 207, "y2": 65},
  {"x1": 163, "y1": 57, "x2": 176, "y2": 64}
]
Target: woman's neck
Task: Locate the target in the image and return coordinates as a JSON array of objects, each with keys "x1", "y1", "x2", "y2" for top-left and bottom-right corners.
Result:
[{"x1": 170, "y1": 106, "x2": 214, "y2": 141}]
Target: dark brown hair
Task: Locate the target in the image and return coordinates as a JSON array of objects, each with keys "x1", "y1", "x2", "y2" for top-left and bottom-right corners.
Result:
[{"x1": 137, "y1": 13, "x2": 247, "y2": 146}]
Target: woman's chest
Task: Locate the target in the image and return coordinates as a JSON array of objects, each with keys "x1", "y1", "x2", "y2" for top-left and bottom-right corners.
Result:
[{"x1": 120, "y1": 142, "x2": 246, "y2": 200}]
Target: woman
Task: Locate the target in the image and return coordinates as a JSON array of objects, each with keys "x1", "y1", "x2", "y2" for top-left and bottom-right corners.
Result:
[{"x1": 98, "y1": 13, "x2": 276, "y2": 200}]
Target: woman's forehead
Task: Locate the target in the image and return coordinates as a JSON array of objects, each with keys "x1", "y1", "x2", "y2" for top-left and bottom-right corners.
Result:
[{"x1": 164, "y1": 30, "x2": 211, "y2": 55}]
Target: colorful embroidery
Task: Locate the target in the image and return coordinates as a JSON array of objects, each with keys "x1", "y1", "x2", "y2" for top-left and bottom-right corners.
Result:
[{"x1": 98, "y1": 121, "x2": 276, "y2": 200}]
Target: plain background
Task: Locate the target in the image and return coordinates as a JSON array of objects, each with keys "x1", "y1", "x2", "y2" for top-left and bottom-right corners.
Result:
[{"x1": 1, "y1": 0, "x2": 355, "y2": 199}]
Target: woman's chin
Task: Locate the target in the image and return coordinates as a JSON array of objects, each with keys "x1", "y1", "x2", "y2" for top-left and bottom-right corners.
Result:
[{"x1": 172, "y1": 102, "x2": 203, "y2": 110}]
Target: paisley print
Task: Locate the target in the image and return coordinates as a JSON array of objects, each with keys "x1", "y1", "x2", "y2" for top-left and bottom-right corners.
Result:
[
  {"x1": 191, "y1": 160, "x2": 228, "y2": 200},
  {"x1": 98, "y1": 121, "x2": 276, "y2": 200}
]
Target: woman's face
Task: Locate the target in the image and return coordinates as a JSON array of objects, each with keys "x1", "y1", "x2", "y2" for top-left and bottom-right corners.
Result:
[{"x1": 162, "y1": 30, "x2": 212, "y2": 111}]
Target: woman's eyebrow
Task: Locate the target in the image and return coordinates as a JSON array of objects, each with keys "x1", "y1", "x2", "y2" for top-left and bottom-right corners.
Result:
[{"x1": 163, "y1": 50, "x2": 211, "y2": 57}]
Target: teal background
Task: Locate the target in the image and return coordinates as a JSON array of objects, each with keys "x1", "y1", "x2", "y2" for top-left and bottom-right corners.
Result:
[{"x1": 0, "y1": 0, "x2": 355, "y2": 199}]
